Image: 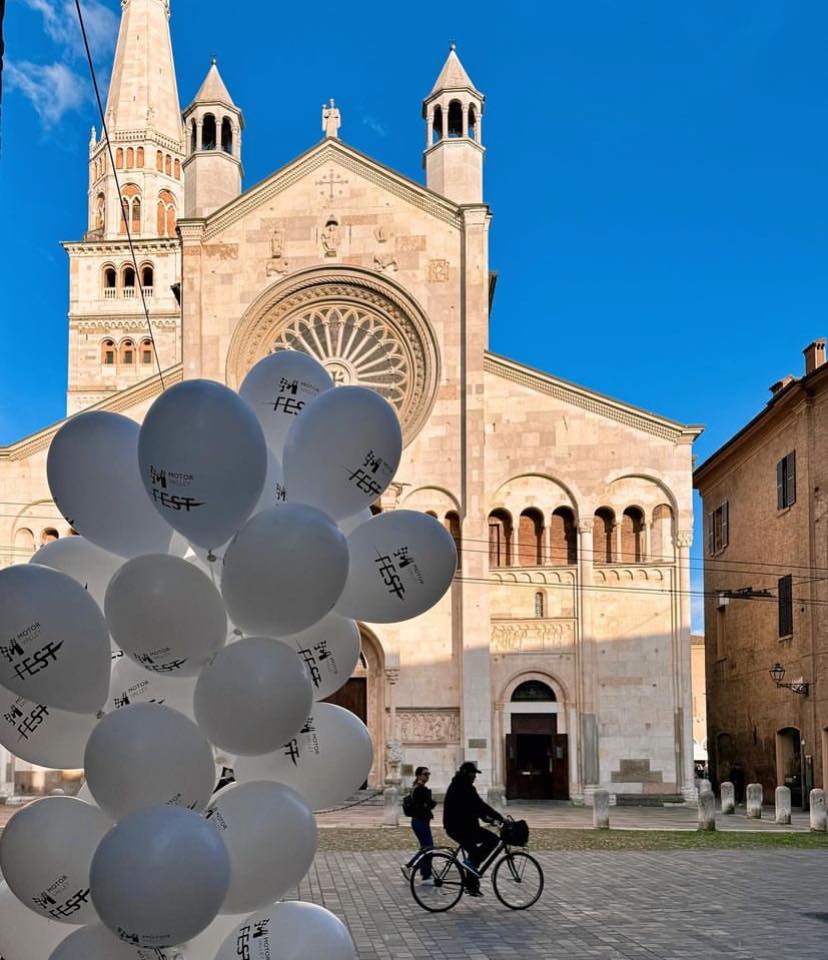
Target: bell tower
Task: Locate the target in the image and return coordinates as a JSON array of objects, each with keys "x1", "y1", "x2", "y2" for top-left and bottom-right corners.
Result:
[
  {"x1": 422, "y1": 44, "x2": 485, "y2": 205},
  {"x1": 182, "y1": 59, "x2": 244, "y2": 218}
]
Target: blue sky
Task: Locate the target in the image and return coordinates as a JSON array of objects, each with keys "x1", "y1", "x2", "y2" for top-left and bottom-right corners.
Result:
[{"x1": 2, "y1": 1, "x2": 828, "y2": 627}]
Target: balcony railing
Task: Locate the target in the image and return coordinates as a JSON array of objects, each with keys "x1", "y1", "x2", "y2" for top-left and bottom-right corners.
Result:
[
  {"x1": 103, "y1": 288, "x2": 117, "y2": 299},
  {"x1": 123, "y1": 287, "x2": 135, "y2": 299}
]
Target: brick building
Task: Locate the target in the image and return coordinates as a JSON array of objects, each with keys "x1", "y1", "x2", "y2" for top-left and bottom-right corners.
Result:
[{"x1": 694, "y1": 339, "x2": 828, "y2": 806}]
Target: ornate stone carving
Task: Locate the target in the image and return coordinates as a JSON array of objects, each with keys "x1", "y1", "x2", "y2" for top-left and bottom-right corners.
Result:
[
  {"x1": 320, "y1": 215, "x2": 341, "y2": 258},
  {"x1": 397, "y1": 709, "x2": 460, "y2": 744},
  {"x1": 265, "y1": 227, "x2": 289, "y2": 275},
  {"x1": 374, "y1": 252, "x2": 398, "y2": 273},
  {"x1": 427, "y1": 259, "x2": 449, "y2": 282},
  {"x1": 491, "y1": 619, "x2": 575, "y2": 654},
  {"x1": 577, "y1": 519, "x2": 594, "y2": 534},
  {"x1": 373, "y1": 225, "x2": 389, "y2": 244},
  {"x1": 315, "y1": 168, "x2": 348, "y2": 201},
  {"x1": 675, "y1": 530, "x2": 693, "y2": 549},
  {"x1": 226, "y1": 270, "x2": 440, "y2": 445}
]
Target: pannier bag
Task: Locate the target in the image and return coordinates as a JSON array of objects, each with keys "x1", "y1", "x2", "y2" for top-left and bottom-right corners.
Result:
[{"x1": 501, "y1": 818, "x2": 529, "y2": 846}]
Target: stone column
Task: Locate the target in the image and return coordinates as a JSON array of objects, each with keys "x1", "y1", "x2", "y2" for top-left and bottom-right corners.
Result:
[
  {"x1": 425, "y1": 110, "x2": 433, "y2": 149},
  {"x1": 809, "y1": 789, "x2": 827, "y2": 832},
  {"x1": 746, "y1": 783, "x2": 763, "y2": 819},
  {"x1": 178, "y1": 220, "x2": 206, "y2": 378},
  {"x1": 0, "y1": 746, "x2": 13, "y2": 800},
  {"x1": 720, "y1": 781, "x2": 735, "y2": 814},
  {"x1": 441, "y1": 103, "x2": 448, "y2": 140},
  {"x1": 643, "y1": 521, "x2": 652, "y2": 563},
  {"x1": 577, "y1": 520, "x2": 598, "y2": 792},
  {"x1": 593, "y1": 789, "x2": 610, "y2": 829},
  {"x1": 462, "y1": 102, "x2": 469, "y2": 139},
  {"x1": 614, "y1": 521, "x2": 623, "y2": 563},
  {"x1": 384, "y1": 668, "x2": 401, "y2": 786},
  {"x1": 674, "y1": 530, "x2": 694, "y2": 800},
  {"x1": 697, "y1": 790, "x2": 716, "y2": 831},
  {"x1": 196, "y1": 118, "x2": 203, "y2": 152},
  {"x1": 233, "y1": 124, "x2": 242, "y2": 161},
  {"x1": 775, "y1": 785, "x2": 791, "y2": 825},
  {"x1": 491, "y1": 700, "x2": 506, "y2": 799}
]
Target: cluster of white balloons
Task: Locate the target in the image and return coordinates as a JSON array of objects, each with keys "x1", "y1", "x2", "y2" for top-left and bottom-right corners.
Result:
[{"x1": 0, "y1": 351, "x2": 458, "y2": 959}]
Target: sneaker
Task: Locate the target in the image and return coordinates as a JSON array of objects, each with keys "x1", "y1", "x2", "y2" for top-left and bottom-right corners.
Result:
[
  {"x1": 466, "y1": 887, "x2": 484, "y2": 897},
  {"x1": 401, "y1": 866, "x2": 412, "y2": 881},
  {"x1": 462, "y1": 859, "x2": 481, "y2": 877},
  {"x1": 419, "y1": 877, "x2": 434, "y2": 886}
]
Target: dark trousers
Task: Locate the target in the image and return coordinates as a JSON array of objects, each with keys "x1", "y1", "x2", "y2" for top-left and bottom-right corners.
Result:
[
  {"x1": 406, "y1": 817, "x2": 434, "y2": 877},
  {"x1": 448, "y1": 825, "x2": 499, "y2": 869}
]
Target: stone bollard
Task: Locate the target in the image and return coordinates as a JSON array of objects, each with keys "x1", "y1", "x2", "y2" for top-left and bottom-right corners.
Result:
[
  {"x1": 383, "y1": 786, "x2": 399, "y2": 827},
  {"x1": 720, "y1": 781, "x2": 735, "y2": 814},
  {"x1": 487, "y1": 785, "x2": 507, "y2": 815},
  {"x1": 593, "y1": 789, "x2": 610, "y2": 830},
  {"x1": 775, "y1": 786, "x2": 791, "y2": 825},
  {"x1": 746, "y1": 783, "x2": 763, "y2": 819},
  {"x1": 697, "y1": 789, "x2": 716, "y2": 831},
  {"x1": 809, "y1": 789, "x2": 827, "y2": 832}
]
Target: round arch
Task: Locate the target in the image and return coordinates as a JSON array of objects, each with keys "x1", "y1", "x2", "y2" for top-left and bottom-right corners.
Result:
[{"x1": 600, "y1": 470, "x2": 680, "y2": 515}]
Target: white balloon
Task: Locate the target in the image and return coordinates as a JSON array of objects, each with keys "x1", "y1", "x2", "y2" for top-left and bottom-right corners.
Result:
[
  {"x1": 239, "y1": 351, "x2": 334, "y2": 457},
  {"x1": 47, "y1": 412, "x2": 173, "y2": 558},
  {"x1": 215, "y1": 902, "x2": 355, "y2": 960},
  {"x1": 90, "y1": 805, "x2": 230, "y2": 949},
  {"x1": 284, "y1": 614, "x2": 360, "y2": 701},
  {"x1": 172, "y1": 912, "x2": 245, "y2": 959},
  {"x1": 234, "y1": 703, "x2": 373, "y2": 811},
  {"x1": 336, "y1": 509, "x2": 457, "y2": 623},
  {"x1": 0, "y1": 797, "x2": 111, "y2": 926},
  {"x1": 0, "y1": 565, "x2": 110, "y2": 714},
  {"x1": 251, "y1": 447, "x2": 287, "y2": 515},
  {"x1": 221, "y1": 504, "x2": 349, "y2": 637},
  {"x1": 205, "y1": 780, "x2": 317, "y2": 914},
  {"x1": 337, "y1": 507, "x2": 373, "y2": 537},
  {"x1": 30, "y1": 537, "x2": 123, "y2": 611},
  {"x1": 283, "y1": 385, "x2": 402, "y2": 521},
  {"x1": 0, "y1": 882, "x2": 70, "y2": 960},
  {"x1": 49, "y1": 923, "x2": 175, "y2": 960},
  {"x1": 193, "y1": 637, "x2": 312, "y2": 756},
  {"x1": 105, "y1": 554, "x2": 226, "y2": 677},
  {"x1": 0, "y1": 686, "x2": 97, "y2": 769},
  {"x1": 84, "y1": 703, "x2": 216, "y2": 820},
  {"x1": 138, "y1": 379, "x2": 267, "y2": 549},
  {"x1": 107, "y1": 655, "x2": 196, "y2": 720}
]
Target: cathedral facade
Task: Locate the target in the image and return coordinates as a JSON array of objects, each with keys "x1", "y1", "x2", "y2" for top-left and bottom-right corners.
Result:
[{"x1": 0, "y1": 0, "x2": 702, "y2": 803}]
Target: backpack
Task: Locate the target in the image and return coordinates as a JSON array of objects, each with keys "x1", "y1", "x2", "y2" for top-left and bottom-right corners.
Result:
[
  {"x1": 402, "y1": 793, "x2": 414, "y2": 817},
  {"x1": 500, "y1": 818, "x2": 529, "y2": 846}
]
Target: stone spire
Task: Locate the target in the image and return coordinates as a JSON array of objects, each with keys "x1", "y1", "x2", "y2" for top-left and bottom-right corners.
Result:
[
  {"x1": 429, "y1": 42, "x2": 480, "y2": 97},
  {"x1": 193, "y1": 58, "x2": 236, "y2": 108},
  {"x1": 105, "y1": 0, "x2": 182, "y2": 142}
]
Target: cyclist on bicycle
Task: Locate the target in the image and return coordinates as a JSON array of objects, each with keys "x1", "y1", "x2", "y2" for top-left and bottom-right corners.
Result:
[{"x1": 443, "y1": 761, "x2": 504, "y2": 896}]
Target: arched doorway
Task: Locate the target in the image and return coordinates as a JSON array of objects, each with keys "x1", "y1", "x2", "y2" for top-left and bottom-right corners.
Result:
[
  {"x1": 776, "y1": 727, "x2": 802, "y2": 808},
  {"x1": 322, "y1": 625, "x2": 385, "y2": 789},
  {"x1": 503, "y1": 675, "x2": 568, "y2": 801}
]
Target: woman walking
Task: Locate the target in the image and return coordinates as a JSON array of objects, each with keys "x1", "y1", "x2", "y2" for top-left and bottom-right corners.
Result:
[{"x1": 402, "y1": 766, "x2": 436, "y2": 881}]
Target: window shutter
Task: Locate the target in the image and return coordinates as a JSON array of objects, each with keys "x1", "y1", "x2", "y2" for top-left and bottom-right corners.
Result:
[
  {"x1": 721, "y1": 502, "x2": 729, "y2": 548},
  {"x1": 778, "y1": 574, "x2": 793, "y2": 637},
  {"x1": 706, "y1": 513, "x2": 713, "y2": 555},
  {"x1": 786, "y1": 451, "x2": 796, "y2": 507},
  {"x1": 777, "y1": 459, "x2": 785, "y2": 510}
]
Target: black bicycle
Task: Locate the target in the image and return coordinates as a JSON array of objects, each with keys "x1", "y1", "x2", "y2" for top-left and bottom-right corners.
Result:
[{"x1": 409, "y1": 819, "x2": 544, "y2": 912}]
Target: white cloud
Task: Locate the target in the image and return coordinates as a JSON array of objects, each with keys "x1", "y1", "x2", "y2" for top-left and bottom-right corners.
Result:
[
  {"x1": 6, "y1": 60, "x2": 88, "y2": 126},
  {"x1": 11, "y1": 0, "x2": 118, "y2": 127},
  {"x1": 361, "y1": 113, "x2": 388, "y2": 138}
]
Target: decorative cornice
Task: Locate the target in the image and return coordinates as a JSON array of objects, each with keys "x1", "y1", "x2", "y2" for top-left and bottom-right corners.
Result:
[
  {"x1": 484, "y1": 352, "x2": 703, "y2": 444},
  {"x1": 196, "y1": 139, "x2": 464, "y2": 241},
  {"x1": 0, "y1": 365, "x2": 182, "y2": 462},
  {"x1": 62, "y1": 239, "x2": 181, "y2": 256},
  {"x1": 71, "y1": 317, "x2": 179, "y2": 331},
  {"x1": 101, "y1": 129, "x2": 183, "y2": 152}
]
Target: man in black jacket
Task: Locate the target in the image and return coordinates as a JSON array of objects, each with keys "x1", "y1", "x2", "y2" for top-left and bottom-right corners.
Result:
[{"x1": 443, "y1": 761, "x2": 503, "y2": 895}]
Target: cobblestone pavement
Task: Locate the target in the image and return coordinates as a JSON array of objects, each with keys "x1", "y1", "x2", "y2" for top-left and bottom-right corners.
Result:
[{"x1": 298, "y1": 849, "x2": 828, "y2": 960}]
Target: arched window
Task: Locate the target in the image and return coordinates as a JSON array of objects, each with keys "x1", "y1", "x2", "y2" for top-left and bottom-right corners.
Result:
[
  {"x1": 447, "y1": 100, "x2": 463, "y2": 138},
  {"x1": 468, "y1": 104, "x2": 477, "y2": 140},
  {"x1": 651, "y1": 504, "x2": 673, "y2": 563},
  {"x1": 165, "y1": 154, "x2": 172, "y2": 176},
  {"x1": 120, "y1": 339, "x2": 135, "y2": 365},
  {"x1": 593, "y1": 508, "x2": 615, "y2": 564},
  {"x1": 101, "y1": 339, "x2": 116, "y2": 364},
  {"x1": 444, "y1": 511, "x2": 462, "y2": 570},
  {"x1": 488, "y1": 509, "x2": 513, "y2": 568},
  {"x1": 202, "y1": 114, "x2": 217, "y2": 150},
  {"x1": 550, "y1": 506, "x2": 577, "y2": 565},
  {"x1": 119, "y1": 183, "x2": 141, "y2": 235},
  {"x1": 40, "y1": 527, "x2": 59, "y2": 545},
  {"x1": 122, "y1": 265, "x2": 136, "y2": 298},
  {"x1": 137, "y1": 146, "x2": 144, "y2": 167},
  {"x1": 432, "y1": 105, "x2": 443, "y2": 144},
  {"x1": 94, "y1": 192, "x2": 106, "y2": 231},
  {"x1": 116, "y1": 147, "x2": 124, "y2": 169},
  {"x1": 156, "y1": 149, "x2": 163, "y2": 171},
  {"x1": 518, "y1": 508, "x2": 544, "y2": 566},
  {"x1": 190, "y1": 120, "x2": 197, "y2": 154},
  {"x1": 174, "y1": 158, "x2": 181, "y2": 178},
  {"x1": 140, "y1": 338, "x2": 154, "y2": 365},
  {"x1": 534, "y1": 591, "x2": 544, "y2": 618},
  {"x1": 126, "y1": 147, "x2": 134, "y2": 169},
  {"x1": 157, "y1": 189, "x2": 176, "y2": 238},
  {"x1": 131, "y1": 196, "x2": 141, "y2": 234},
  {"x1": 511, "y1": 679, "x2": 555, "y2": 702},
  {"x1": 221, "y1": 117, "x2": 233, "y2": 153},
  {"x1": 621, "y1": 507, "x2": 644, "y2": 563},
  {"x1": 141, "y1": 264, "x2": 154, "y2": 290},
  {"x1": 13, "y1": 527, "x2": 35, "y2": 556},
  {"x1": 102, "y1": 265, "x2": 117, "y2": 298}
]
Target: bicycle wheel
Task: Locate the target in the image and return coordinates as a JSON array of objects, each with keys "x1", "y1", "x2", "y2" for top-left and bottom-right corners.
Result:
[
  {"x1": 492, "y1": 851, "x2": 544, "y2": 909},
  {"x1": 410, "y1": 851, "x2": 465, "y2": 913}
]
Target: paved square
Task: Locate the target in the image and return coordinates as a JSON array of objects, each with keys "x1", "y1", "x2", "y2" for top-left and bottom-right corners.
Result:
[{"x1": 298, "y1": 850, "x2": 828, "y2": 960}]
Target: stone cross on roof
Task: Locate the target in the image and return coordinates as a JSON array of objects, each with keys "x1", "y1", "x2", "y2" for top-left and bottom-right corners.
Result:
[{"x1": 322, "y1": 98, "x2": 341, "y2": 139}]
